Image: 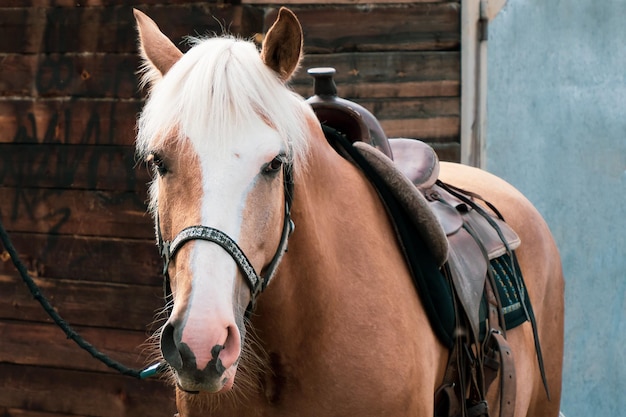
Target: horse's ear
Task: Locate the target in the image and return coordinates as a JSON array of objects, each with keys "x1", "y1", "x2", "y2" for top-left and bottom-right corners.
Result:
[
  {"x1": 261, "y1": 7, "x2": 303, "y2": 82},
  {"x1": 133, "y1": 9, "x2": 183, "y2": 84}
]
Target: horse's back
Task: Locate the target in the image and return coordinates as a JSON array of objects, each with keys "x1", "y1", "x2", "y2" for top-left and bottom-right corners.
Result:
[{"x1": 439, "y1": 161, "x2": 564, "y2": 416}]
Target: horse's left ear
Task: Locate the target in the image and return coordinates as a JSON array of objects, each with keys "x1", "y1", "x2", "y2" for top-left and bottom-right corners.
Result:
[{"x1": 261, "y1": 7, "x2": 303, "y2": 82}]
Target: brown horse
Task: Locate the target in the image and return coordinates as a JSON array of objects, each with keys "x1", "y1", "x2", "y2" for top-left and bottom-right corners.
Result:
[{"x1": 134, "y1": 8, "x2": 563, "y2": 417}]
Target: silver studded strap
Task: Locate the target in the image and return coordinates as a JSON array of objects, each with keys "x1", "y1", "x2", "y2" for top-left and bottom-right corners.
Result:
[{"x1": 167, "y1": 226, "x2": 263, "y2": 297}]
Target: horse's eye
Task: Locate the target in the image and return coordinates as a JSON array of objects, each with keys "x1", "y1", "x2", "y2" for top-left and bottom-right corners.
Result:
[
  {"x1": 264, "y1": 155, "x2": 284, "y2": 175},
  {"x1": 147, "y1": 153, "x2": 168, "y2": 176}
]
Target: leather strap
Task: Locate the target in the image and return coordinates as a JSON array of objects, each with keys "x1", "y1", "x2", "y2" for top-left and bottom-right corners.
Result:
[
  {"x1": 167, "y1": 225, "x2": 263, "y2": 298},
  {"x1": 484, "y1": 279, "x2": 517, "y2": 417}
]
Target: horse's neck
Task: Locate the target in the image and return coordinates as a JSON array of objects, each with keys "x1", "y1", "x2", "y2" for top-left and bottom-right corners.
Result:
[
  {"x1": 254, "y1": 127, "x2": 428, "y2": 358},
  {"x1": 257, "y1": 128, "x2": 380, "y2": 311}
]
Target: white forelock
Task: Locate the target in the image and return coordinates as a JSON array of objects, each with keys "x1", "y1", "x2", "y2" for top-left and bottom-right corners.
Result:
[{"x1": 136, "y1": 35, "x2": 311, "y2": 172}]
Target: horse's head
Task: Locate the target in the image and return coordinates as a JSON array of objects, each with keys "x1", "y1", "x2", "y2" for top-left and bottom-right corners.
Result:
[{"x1": 134, "y1": 8, "x2": 311, "y2": 393}]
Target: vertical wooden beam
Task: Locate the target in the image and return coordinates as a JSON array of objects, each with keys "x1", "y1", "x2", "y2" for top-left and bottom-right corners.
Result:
[{"x1": 460, "y1": 0, "x2": 506, "y2": 168}]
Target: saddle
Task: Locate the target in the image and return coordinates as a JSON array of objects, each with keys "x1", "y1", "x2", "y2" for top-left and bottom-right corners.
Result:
[{"x1": 305, "y1": 68, "x2": 537, "y2": 417}]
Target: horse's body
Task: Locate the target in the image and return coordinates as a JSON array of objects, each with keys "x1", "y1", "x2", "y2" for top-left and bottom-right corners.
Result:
[{"x1": 134, "y1": 8, "x2": 563, "y2": 417}]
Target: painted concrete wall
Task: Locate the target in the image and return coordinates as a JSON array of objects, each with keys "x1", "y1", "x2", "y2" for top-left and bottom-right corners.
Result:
[{"x1": 486, "y1": 1, "x2": 625, "y2": 416}]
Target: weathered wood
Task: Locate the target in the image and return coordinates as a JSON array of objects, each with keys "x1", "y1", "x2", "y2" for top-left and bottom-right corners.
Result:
[
  {"x1": 0, "y1": 363, "x2": 176, "y2": 417},
  {"x1": 1, "y1": 51, "x2": 459, "y2": 99},
  {"x1": 298, "y1": 51, "x2": 460, "y2": 85},
  {"x1": 0, "y1": 99, "x2": 142, "y2": 146},
  {"x1": 295, "y1": 51, "x2": 460, "y2": 99},
  {"x1": 293, "y1": 79, "x2": 459, "y2": 101},
  {"x1": 0, "y1": 144, "x2": 150, "y2": 191},
  {"x1": 0, "y1": 320, "x2": 156, "y2": 373},
  {"x1": 0, "y1": 187, "x2": 151, "y2": 239},
  {"x1": 266, "y1": 4, "x2": 460, "y2": 53},
  {"x1": 355, "y1": 97, "x2": 459, "y2": 119},
  {"x1": 0, "y1": 409, "x2": 83, "y2": 417},
  {"x1": 0, "y1": 273, "x2": 163, "y2": 329},
  {"x1": 352, "y1": 97, "x2": 460, "y2": 142},
  {"x1": 0, "y1": 233, "x2": 159, "y2": 284},
  {"x1": 0, "y1": 4, "x2": 263, "y2": 54},
  {"x1": 431, "y1": 142, "x2": 460, "y2": 162},
  {"x1": 1, "y1": 0, "x2": 457, "y2": 7},
  {"x1": 246, "y1": 0, "x2": 454, "y2": 3},
  {"x1": 0, "y1": 53, "x2": 141, "y2": 98},
  {"x1": 0, "y1": 96, "x2": 457, "y2": 145},
  {"x1": 380, "y1": 116, "x2": 459, "y2": 141}
]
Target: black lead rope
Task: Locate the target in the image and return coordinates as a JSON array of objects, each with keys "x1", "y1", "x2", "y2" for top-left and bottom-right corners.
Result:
[{"x1": 0, "y1": 216, "x2": 165, "y2": 380}]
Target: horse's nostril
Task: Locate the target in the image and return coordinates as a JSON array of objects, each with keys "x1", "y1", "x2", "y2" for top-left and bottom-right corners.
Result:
[
  {"x1": 160, "y1": 322, "x2": 183, "y2": 370},
  {"x1": 160, "y1": 319, "x2": 241, "y2": 381},
  {"x1": 210, "y1": 344, "x2": 226, "y2": 374}
]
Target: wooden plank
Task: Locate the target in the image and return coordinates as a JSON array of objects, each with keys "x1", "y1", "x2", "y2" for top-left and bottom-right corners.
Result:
[
  {"x1": 246, "y1": 0, "x2": 454, "y2": 4},
  {"x1": 0, "y1": 233, "x2": 159, "y2": 284},
  {"x1": 0, "y1": 320, "x2": 158, "y2": 374},
  {"x1": 0, "y1": 53, "x2": 141, "y2": 98},
  {"x1": 0, "y1": 274, "x2": 163, "y2": 329},
  {"x1": 354, "y1": 97, "x2": 460, "y2": 119},
  {"x1": 0, "y1": 97, "x2": 457, "y2": 143},
  {"x1": 0, "y1": 0, "x2": 189, "y2": 5},
  {"x1": 349, "y1": 97, "x2": 460, "y2": 141},
  {"x1": 0, "y1": 97, "x2": 457, "y2": 142},
  {"x1": 294, "y1": 51, "x2": 460, "y2": 99},
  {"x1": 0, "y1": 54, "x2": 36, "y2": 97},
  {"x1": 431, "y1": 142, "x2": 460, "y2": 162},
  {"x1": 0, "y1": 5, "x2": 264, "y2": 54},
  {"x1": 297, "y1": 51, "x2": 460, "y2": 85},
  {"x1": 0, "y1": 363, "x2": 176, "y2": 417},
  {"x1": 266, "y1": 4, "x2": 460, "y2": 53},
  {"x1": 0, "y1": 99, "x2": 142, "y2": 146},
  {"x1": 293, "y1": 79, "x2": 459, "y2": 100},
  {"x1": 1, "y1": 51, "x2": 458, "y2": 99},
  {"x1": 0, "y1": 409, "x2": 85, "y2": 417},
  {"x1": 379, "y1": 116, "x2": 459, "y2": 141},
  {"x1": 0, "y1": 144, "x2": 150, "y2": 191},
  {"x1": 1, "y1": 0, "x2": 455, "y2": 6},
  {"x1": 0, "y1": 187, "x2": 152, "y2": 239}
]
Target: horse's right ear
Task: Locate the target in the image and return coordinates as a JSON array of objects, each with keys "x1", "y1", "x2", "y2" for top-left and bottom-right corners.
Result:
[{"x1": 134, "y1": 9, "x2": 183, "y2": 86}]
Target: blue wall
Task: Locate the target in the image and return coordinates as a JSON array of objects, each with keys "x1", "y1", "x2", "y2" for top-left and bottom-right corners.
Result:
[{"x1": 486, "y1": 1, "x2": 626, "y2": 416}]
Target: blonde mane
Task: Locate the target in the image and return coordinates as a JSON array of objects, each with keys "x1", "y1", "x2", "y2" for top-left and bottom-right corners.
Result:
[{"x1": 136, "y1": 35, "x2": 311, "y2": 169}]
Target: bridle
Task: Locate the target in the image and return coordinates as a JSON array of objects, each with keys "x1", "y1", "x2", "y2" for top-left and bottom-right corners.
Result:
[{"x1": 156, "y1": 163, "x2": 295, "y2": 317}]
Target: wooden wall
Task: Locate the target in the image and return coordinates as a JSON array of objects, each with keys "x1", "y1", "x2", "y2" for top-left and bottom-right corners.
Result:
[{"x1": 0, "y1": 1, "x2": 460, "y2": 416}]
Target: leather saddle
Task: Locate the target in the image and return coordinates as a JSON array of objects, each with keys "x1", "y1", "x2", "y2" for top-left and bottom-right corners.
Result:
[
  {"x1": 305, "y1": 68, "x2": 522, "y2": 417},
  {"x1": 305, "y1": 68, "x2": 520, "y2": 340}
]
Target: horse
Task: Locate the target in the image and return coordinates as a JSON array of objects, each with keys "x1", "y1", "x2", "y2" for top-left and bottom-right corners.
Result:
[{"x1": 133, "y1": 7, "x2": 564, "y2": 417}]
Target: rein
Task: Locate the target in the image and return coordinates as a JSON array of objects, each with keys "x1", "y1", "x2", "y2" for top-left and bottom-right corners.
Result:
[
  {"x1": 157, "y1": 163, "x2": 295, "y2": 317},
  {"x1": 0, "y1": 216, "x2": 164, "y2": 379}
]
